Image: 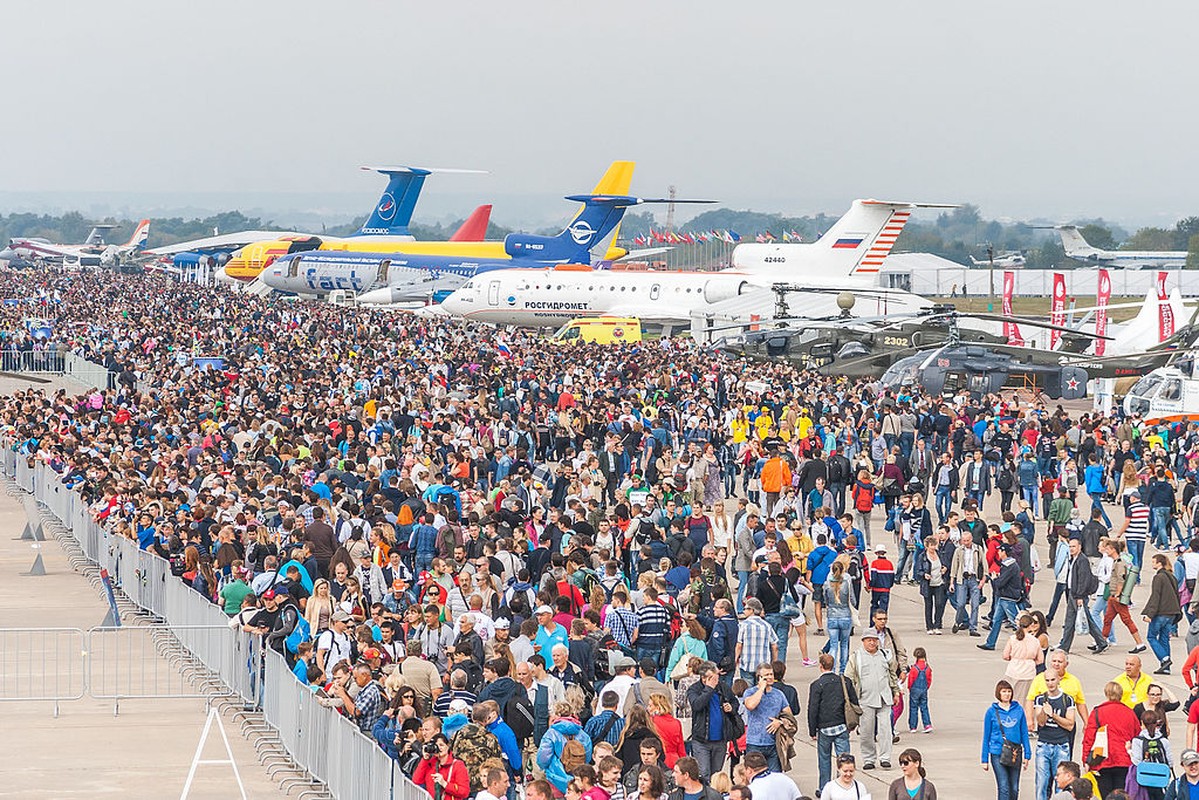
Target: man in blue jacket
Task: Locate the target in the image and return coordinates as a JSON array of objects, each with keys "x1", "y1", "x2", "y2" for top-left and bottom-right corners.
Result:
[
  {"x1": 806, "y1": 534, "x2": 838, "y2": 635},
  {"x1": 1084, "y1": 455, "x2": 1112, "y2": 527},
  {"x1": 479, "y1": 699, "x2": 523, "y2": 781}
]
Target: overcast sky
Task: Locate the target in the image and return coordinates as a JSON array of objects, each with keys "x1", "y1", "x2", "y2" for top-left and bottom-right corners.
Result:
[{"x1": 4, "y1": 1, "x2": 1198, "y2": 228}]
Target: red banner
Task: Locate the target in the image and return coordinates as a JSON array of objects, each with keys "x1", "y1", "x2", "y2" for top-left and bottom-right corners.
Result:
[
  {"x1": 1095, "y1": 268, "x2": 1110, "y2": 356},
  {"x1": 1157, "y1": 270, "x2": 1174, "y2": 342},
  {"x1": 1003, "y1": 271, "x2": 1024, "y2": 345},
  {"x1": 1050, "y1": 272, "x2": 1066, "y2": 350}
]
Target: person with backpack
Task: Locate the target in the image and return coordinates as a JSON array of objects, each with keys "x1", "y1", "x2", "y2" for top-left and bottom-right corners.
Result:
[
  {"x1": 850, "y1": 470, "x2": 877, "y2": 550},
  {"x1": 1058, "y1": 537, "x2": 1108, "y2": 655},
  {"x1": 1131, "y1": 709, "x2": 1173, "y2": 800},
  {"x1": 1033, "y1": 671, "x2": 1077, "y2": 800},
  {"x1": 537, "y1": 700, "x2": 594, "y2": 795}
]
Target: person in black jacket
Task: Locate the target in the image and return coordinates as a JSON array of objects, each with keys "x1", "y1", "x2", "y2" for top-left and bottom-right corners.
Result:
[
  {"x1": 687, "y1": 662, "x2": 740, "y2": 780},
  {"x1": 1057, "y1": 537, "x2": 1108, "y2": 655},
  {"x1": 808, "y1": 652, "x2": 858, "y2": 792},
  {"x1": 978, "y1": 544, "x2": 1024, "y2": 650},
  {"x1": 705, "y1": 599, "x2": 739, "y2": 679},
  {"x1": 827, "y1": 449, "x2": 852, "y2": 516}
]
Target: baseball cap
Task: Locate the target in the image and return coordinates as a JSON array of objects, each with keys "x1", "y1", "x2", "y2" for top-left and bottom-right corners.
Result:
[
  {"x1": 494, "y1": 618, "x2": 511, "y2": 630},
  {"x1": 615, "y1": 655, "x2": 637, "y2": 670},
  {"x1": 535, "y1": 605, "x2": 554, "y2": 615},
  {"x1": 362, "y1": 648, "x2": 381, "y2": 660},
  {"x1": 331, "y1": 611, "x2": 352, "y2": 623},
  {"x1": 449, "y1": 698, "x2": 471, "y2": 714},
  {"x1": 392, "y1": 579, "x2": 407, "y2": 590},
  {"x1": 861, "y1": 630, "x2": 881, "y2": 640},
  {"x1": 1182, "y1": 749, "x2": 1199, "y2": 766},
  {"x1": 261, "y1": 589, "x2": 278, "y2": 600}
]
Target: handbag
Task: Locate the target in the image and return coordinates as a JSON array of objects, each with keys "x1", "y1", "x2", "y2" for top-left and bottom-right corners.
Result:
[
  {"x1": 849, "y1": 604, "x2": 862, "y2": 628},
  {"x1": 993, "y1": 709, "x2": 1023, "y2": 768},
  {"x1": 840, "y1": 673, "x2": 862, "y2": 731},
  {"x1": 1135, "y1": 761, "x2": 1171, "y2": 789},
  {"x1": 780, "y1": 584, "x2": 803, "y2": 619},
  {"x1": 670, "y1": 653, "x2": 698, "y2": 680},
  {"x1": 1076, "y1": 604, "x2": 1091, "y2": 636}
]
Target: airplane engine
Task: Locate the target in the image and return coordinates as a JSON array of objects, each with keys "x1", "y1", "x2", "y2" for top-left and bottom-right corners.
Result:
[
  {"x1": 214, "y1": 252, "x2": 231, "y2": 267},
  {"x1": 703, "y1": 279, "x2": 749, "y2": 304},
  {"x1": 504, "y1": 234, "x2": 555, "y2": 258}
]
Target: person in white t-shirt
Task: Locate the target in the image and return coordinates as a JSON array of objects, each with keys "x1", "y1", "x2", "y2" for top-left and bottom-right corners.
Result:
[
  {"x1": 475, "y1": 765, "x2": 510, "y2": 800},
  {"x1": 743, "y1": 751, "x2": 801, "y2": 800},
  {"x1": 818, "y1": 753, "x2": 871, "y2": 800}
]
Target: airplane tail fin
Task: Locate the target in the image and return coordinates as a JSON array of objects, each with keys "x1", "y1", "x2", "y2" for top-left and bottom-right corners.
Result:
[
  {"x1": 815, "y1": 200, "x2": 951, "y2": 276},
  {"x1": 1056, "y1": 226, "x2": 1100, "y2": 258},
  {"x1": 356, "y1": 165, "x2": 485, "y2": 237},
  {"x1": 505, "y1": 191, "x2": 711, "y2": 263},
  {"x1": 449, "y1": 205, "x2": 492, "y2": 242},
  {"x1": 126, "y1": 219, "x2": 151, "y2": 249}
]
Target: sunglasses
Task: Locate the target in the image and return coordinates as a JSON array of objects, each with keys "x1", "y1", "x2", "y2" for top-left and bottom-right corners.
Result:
[{"x1": 900, "y1": 759, "x2": 916, "y2": 766}]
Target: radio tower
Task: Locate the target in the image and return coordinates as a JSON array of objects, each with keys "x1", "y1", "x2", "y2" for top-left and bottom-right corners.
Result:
[{"x1": 665, "y1": 185, "x2": 677, "y2": 233}]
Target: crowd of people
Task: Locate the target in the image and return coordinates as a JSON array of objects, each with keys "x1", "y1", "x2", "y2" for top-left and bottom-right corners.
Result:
[{"x1": 7, "y1": 266, "x2": 1199, "y2": 799}]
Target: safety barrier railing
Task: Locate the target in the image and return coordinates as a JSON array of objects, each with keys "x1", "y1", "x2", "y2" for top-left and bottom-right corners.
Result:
[
  {"x1": 0, "y1": 628, "x2": 87, "y2": 716},
  {"x1": 0, "y1": 349, "x2": 66, "y2": 373},
  {"x1": 8, "y1": 454, "x2": 423, "y2": 798},
  {"x1": 262, "y1": 647, "x2": 410, "y2": 798}
]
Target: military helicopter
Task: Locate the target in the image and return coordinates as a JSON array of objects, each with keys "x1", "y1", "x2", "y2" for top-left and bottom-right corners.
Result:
[{"x1": 711, "y1": 286, "x2": 1087, "y2": 379}]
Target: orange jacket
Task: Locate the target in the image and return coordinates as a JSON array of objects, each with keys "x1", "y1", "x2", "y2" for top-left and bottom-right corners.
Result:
[{"x1": 760, "y1": 457, "x2": 792, "y2": 494}]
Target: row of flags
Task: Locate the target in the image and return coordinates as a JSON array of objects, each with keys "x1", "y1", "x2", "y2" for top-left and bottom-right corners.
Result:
[{"x1": 629, "y1": 229, "x2": 808, "y2": 247}]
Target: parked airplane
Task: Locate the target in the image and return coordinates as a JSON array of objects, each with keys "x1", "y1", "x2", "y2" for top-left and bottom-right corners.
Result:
[
  {"x1": 1054, "y1": 225, "x2": 1187, "y2": 268},
  {"x1": 264, "y1": 189, "x2": 686, "y2": 301},
  {"x1": 234, "y1": 161, "x2": 637, "y2": 287},
  {"x1": 4, "y1": 219, "x2": 150, "y2": 265},
  {"x1": 439, "y1": 199, "x2": 947, "y2": 328},
  {"x1": 258, "y1": 162, "x2": 643, "y2": 300},
  {"x1": 969, "y1": 252, "x2": 1026, "y2": 269},
  {"x1": 147, "y1": 166, "x2": 479, "y2": 269}
]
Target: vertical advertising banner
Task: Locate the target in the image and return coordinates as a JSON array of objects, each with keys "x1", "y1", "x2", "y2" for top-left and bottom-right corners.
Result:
[
  {"x1": 1050, "y1": 272, "x2": 1066, "y2": 350},
  {"x1": 1003, "y1": 271, "x2": 1024, "y2": 345},
  {"x1": 1095, "y1": 268, "x2": 1110, "y2": 356},
  {"x1": 1157, "y1": 271, "x2": 1174, "y2": 342}
]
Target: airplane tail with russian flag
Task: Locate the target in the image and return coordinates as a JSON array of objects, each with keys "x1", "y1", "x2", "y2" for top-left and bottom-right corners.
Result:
[{"x1": 730, "y1": 199, "x2": 957, "y2": 280}]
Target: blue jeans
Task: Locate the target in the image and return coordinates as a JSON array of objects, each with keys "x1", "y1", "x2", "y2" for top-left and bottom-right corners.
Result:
[
  {"x1": 736, "y1": 570, "x2": 750, "y2": 613},
  {"x1": 827, "y1": 615, "x2": 853, "y2": 673},
  {"x1": 1089, "y1": 491, "x2": 1112, "y2": 527},
  {"x1": 895, "y1": 543, "x2": 915, "y2": 583},
  {"x1": 991, "y1": 753, "x2": 1021, "y2": 800},
  {"x1": 817, "y1": 729, "x2": 850, "y2": 791},
  {"x1": 746, "y1": 742, "x2": 780, "y2": 772},
  {"x1": 1036, "y1": 741, "x2": 1070, "y2": 800},
  {"x1": 935, "y1": 487, "x2": 952, "y2": 525},
  {"x1": 1090, "y1": 594, "x2": 1114, "y2": 644},
  {"x1": 1147, "y1": 615, "x2": 1173, "y2": 665},
  {"x1": 985, "y1": 597, "x2": 1021, "y2": 648},
  {"x1": 1151, "y1": 507, "x2": 1172, "y2": 548},
  {"x1": 1127, "y1": 538, "x2": 1145, "y2": 577},
  {"x1": 899, "y1": 432, "x2": 914, "y2": 459},
  {"x1": 970, "y1": 490, "x2": 986, "y2": 511},
  {"x1": 955, "y1": 577, "x2": 982, "y2": 632},
  {"x1": 1021, "y1": 485, "x2": 1039, "y2": 512},
  {"x1": 766, "y1": 613, "x2": 790, "y2": 664},
  {"x1": 908, "y1": 691, "x2": 930, "y2": 730}
]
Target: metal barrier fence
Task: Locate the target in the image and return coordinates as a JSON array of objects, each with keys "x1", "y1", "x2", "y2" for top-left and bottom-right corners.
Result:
[
  {"x1": 0, "y1": 628, "x2": 87, "y2": 716},
  {"x1": 5, "y1": 453, "x2": 420, "y2": 799},
  {"x1": 0, "y1": 348, "x2": 65, "y2": 373}
]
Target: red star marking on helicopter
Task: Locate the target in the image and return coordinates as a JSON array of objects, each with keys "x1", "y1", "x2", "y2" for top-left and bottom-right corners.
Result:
[{"x1": 1066, "y1": 377, "x2": 1079, "y2": 391}]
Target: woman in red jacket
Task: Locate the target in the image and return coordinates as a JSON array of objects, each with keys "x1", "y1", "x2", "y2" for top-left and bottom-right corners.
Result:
[
  {"x1": 412, "y1": 734, "x2": 471, "y2": 800},
  {"x1": 647, "y1": 693, "x2": 686, "y2": 768},
  {"x1": 1081, "y1": 681, "x2": 1141, "y2": 798}
]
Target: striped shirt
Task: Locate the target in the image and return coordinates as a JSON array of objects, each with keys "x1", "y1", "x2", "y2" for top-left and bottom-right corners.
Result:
[
  {"x1": 1125, "y1": 502, "x2": 1150, "y2": 542},
  {"x1": 737, "y1": 614, "x2": 779, "y2": 674},
  {"x1": 636, "y1": 602, "x2": 671, "y2": 648}
]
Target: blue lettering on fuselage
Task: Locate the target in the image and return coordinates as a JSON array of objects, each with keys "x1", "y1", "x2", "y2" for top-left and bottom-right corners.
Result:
[{"x1": 304, "y1": 267, "x2": 363, "y2": 292}]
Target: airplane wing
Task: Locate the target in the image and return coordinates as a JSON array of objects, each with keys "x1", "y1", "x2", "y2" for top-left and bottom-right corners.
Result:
[
  {"x1": 605, "y1": 305, "x2": 693, "y2": 326},
  {"x1": 619, "y1": 247, "x2": 671, "y2": 260},
  {"x1": 146, "y1": 230, "x2": 311, "y2": 256}
]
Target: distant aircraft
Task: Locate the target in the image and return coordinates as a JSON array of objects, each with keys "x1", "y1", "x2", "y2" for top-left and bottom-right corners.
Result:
[
  {"x1": 439, "y1": 199, "x2": 945, "y2": 329},
  {"x1": 969, "y1": 251, "x2": 1026, "y2": 269},
  {"x1": 259, "y1": 162, "x2": 644, "y2": 300},
  {"x1": 3, "y1": 219, "x2": 150, "y2": 265},
  {"x1": 265, "y1": 188, "x2": 674, "y2": 302},
  {"x1": 1054, "y1": 225, "x2": 1187, "y2": 268},
  {"x1": 231, "y1": 161, "x2": 638, "y2": 284},
  {"x1": 146, "y1": 166, "x2": 482, "y2": 270}
]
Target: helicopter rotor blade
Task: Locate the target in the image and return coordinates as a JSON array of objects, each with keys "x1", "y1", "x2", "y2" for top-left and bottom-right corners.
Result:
[{"x1": 957, "y1": 311, "x2": 1114, "y2": 339}]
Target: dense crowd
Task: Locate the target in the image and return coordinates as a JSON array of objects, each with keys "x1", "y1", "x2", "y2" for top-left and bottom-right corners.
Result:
[{"x1": 7, "y1": 266, "x2": 1199, "y2": 799}]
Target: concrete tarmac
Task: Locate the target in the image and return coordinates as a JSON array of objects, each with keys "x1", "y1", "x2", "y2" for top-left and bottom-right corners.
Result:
[{"x1": 0, "y1": 485, "x2": 286, "y2": 798}]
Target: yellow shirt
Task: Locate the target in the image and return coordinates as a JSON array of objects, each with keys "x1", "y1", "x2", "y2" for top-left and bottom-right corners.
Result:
[
  {"x1": 1027, "y1": 671, "x2": 1086, "y2": 710},
  {"x1": 1114, "y1": 672, "x2": 1154, "y2": 707},
  {"x1": 754, "y1": 415, "x2": 773, "y2": 440},
  {"x1": 730, "y1": 419, "x2": 749, "y2": 444},
  {"x1": 796, "y1": 415, "x2": 813, "y2": 440}
]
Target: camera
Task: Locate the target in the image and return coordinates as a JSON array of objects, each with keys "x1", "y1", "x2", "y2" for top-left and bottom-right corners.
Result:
[{"x1": 424, "y1": 741, "x2": 439, "y2": 757}]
